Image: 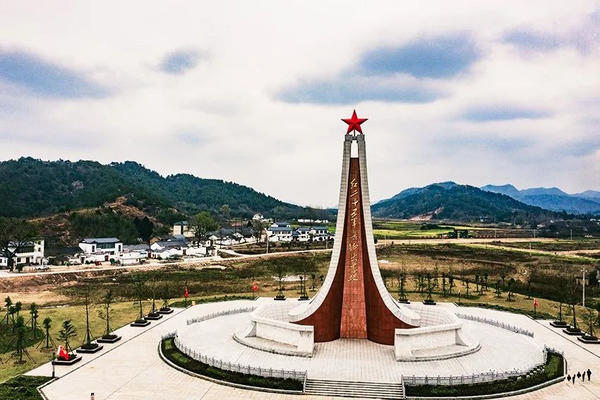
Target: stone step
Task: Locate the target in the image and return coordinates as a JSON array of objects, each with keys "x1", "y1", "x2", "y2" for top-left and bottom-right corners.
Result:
[{"x1": 304, "y1": 378, "x2": 405, "y2": 399}]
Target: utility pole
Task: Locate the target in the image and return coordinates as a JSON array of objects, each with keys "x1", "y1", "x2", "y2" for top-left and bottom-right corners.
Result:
[
  {"x1": 582, "y1": 267, "x2": 586, "y2": 308},
  {"x1": 266, "y1": 229, "x2": 269, "y2": 254}
]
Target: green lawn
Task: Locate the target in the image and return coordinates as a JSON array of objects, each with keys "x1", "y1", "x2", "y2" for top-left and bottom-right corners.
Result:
[{"x1": 0, "y1": 375, "x2": 51, "y2": 400}]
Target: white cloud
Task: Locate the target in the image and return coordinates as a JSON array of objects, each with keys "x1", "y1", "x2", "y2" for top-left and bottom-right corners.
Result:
[{"x1": 0, "y1": 0, "x2": 598, "y2": 208}]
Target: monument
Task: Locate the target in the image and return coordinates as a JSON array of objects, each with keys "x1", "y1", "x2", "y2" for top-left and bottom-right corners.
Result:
[
  {"x1": 289, "y1": 110, "x2": 419, "y2": 345},
  {"x1": 168, "y1": 112, "x2": 550, "y2": 398},
  {"x1": 229, "y1": 111, "x2": 477, "y2": 360}
]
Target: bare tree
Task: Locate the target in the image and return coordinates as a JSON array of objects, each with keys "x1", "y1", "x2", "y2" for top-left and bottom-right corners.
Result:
[
  {"x1": 565, "y1": 274, "x2": 580, "y2": 332},
  {"x1": 0, "y1": 218, "x2": 39, "y2": 272},
  {"x1": 98, "y1": 289, "x2": 114, "y2": 338}
]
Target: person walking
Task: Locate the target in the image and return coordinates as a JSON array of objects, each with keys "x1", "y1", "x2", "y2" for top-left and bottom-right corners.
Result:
[
  {"x1": 582, "y1": 371, "x2": 586, "y2": 382},
  {"x1": 573, "y1": 375, "x2": 576, "y2": 385},
  {"x1": 577, "y1": 371, "x2": 582, "y2": 381},
  {"x1": 587, "y1": 369, "x2": 592, "y2": 381},
  {"x1": 567, "y1": 374, "x2": 571, "y2": 383}
]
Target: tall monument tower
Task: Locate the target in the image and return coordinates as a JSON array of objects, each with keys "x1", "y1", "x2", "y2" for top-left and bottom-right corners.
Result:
[{"x1": 290, "y1": 111, "x2": 419, "y2": 345}]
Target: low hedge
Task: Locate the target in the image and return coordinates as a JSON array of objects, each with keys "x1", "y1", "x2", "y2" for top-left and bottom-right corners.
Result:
[
  {"x1": 170, "y1": 294, "x2": 254, "y2": 308},
  {"x1": 0, "y1": 376, "x2": 52, "y2": 400},
  {"x1": 457, "y1": 302, "x2": 555, "y2": 320},
  {"x1": 161, "y1": 338, "x2": 303, "y2": 391},
  {"x1": 405, "y1": 352, "x2": 564, "y2": 397}
]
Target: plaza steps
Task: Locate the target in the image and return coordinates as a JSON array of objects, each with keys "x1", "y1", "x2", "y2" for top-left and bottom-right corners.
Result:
[{"x1": 304, "y1": 378, "x2": 405, "y2": 399}]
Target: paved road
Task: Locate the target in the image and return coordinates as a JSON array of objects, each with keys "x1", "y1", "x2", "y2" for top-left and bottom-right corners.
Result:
[
  {"x1": 1, "y1": 237, "x2": 572, "y2": 280},
  {"x1": 31, "y1": 301, "x2": 600, "y2": 400}
]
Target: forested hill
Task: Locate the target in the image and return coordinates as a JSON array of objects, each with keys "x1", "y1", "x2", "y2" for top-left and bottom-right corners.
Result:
[
  {"x1": 372, "y1": 182, "x2": 561, "y2": 223},
  {"x1": 0, "y1": 157, "x2": 325, "y2": 220}
]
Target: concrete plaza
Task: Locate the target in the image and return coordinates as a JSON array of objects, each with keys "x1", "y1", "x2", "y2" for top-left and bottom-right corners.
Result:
[{"x1": 28, "y1": 300, "x2": 600, "y2": 400}]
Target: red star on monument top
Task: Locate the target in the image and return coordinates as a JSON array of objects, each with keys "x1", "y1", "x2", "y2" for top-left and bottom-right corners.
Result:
[{"x1": 341, "y1": 110, "x2": 368, "y2": 134}]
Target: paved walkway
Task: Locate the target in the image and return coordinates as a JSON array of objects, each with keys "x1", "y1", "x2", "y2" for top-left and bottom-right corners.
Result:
[
  {"x1": 177, "y1": 300, "x2": 542, "y2": 382},
  {"x1": 32, "y1": 301, "x2": 600, "y2": 400}
]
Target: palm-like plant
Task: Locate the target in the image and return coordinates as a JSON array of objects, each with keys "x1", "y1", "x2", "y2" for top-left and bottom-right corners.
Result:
[
  {"x1": 29, "y1": 302, "x2": 39, "y2": 338},
  {"x1": 4, "y1": 296, "x2": 12, "y2": 326},
  {"x1": 14, "y1": 301, "x2": 22, "y2": 319},
  {"x1": 42, "y1": 317, "x2": 52, "y2": 349}
]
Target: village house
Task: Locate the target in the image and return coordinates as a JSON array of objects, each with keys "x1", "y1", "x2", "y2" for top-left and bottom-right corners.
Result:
[
  {"x1": 120, "y1": 244, "x2": 150, "y2": 265},
  {"x1": 267, "y1": 222, "x2": 293, "y2": 242},
  {"x1": 150, "y1": 235, "x2": 193, "y2": 259},
  {"x1": 77, "y1": 237, "x2": 123, "y2": 263},
  {"x1": 0, "y1": 239, "x2": 45, "y2": 268}
]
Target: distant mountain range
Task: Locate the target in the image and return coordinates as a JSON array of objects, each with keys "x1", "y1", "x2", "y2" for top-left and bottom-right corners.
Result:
[
  {"x1": 480, "y1": 184, "x2": 600, "y2": 215},
  {"x1": 372, "y1": 182, "x2": 560, "y2": 223}
]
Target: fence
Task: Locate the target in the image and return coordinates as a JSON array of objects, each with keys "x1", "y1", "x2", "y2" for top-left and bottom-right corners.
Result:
[
  {"x1": 404, "y1": 346, "x2": 561, "y2": 387},
  {"x1": 162, "y1": 306, "x2": 306, "y2": 382},
  {"x1": 186, "y1": 306, "x2": 256, "y2": 325},
  {"x1": 456, "y1": 313, "x2": 534, "y2": 337},
  {"x1": 172, "y1": 335, "x2": 306, "y2": 381}
]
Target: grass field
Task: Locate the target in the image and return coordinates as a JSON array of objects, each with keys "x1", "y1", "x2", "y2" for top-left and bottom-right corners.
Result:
[{"x1": 0, "y1": 300, "x2": 149, "y2": 382}]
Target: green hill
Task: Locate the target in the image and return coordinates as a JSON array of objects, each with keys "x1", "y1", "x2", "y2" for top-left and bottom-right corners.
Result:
[
  {"x1": 0, "y1": 157, "x2": 326, "y2": 220},
  {"x1": 372, "y1": 182, "x2": 561, "y2": 224}
]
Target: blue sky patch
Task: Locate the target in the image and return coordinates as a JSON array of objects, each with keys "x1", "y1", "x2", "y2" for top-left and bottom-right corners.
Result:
[
  {"x1": 463, "y1": 105, "x2": 551, "y2": 122},
  {"x1": 360, "y1": 34, "x2": 480, "y2": 78},
  {"x1": 160, "y1": 50, "x2": 203, "y2": 74},
  {"x1": 0, "y1": 51, "x2": 108, "y2": 98}
]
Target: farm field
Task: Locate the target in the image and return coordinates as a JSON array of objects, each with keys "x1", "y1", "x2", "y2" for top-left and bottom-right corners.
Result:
[
  {"x1": 371, "y1": 219, "x2": 535, "y2": 240},
  {"x1": 487, "y1": 239, "x2": 600, "y2": 252}
]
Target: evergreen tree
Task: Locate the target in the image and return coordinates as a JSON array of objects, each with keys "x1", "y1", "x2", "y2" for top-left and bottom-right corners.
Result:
[
  {"x1": 57, "y1": 320, "x2": 77, "y2": 354},
  {"x1": 133, "y1": 216, "x2": 154, "y2": 244}
]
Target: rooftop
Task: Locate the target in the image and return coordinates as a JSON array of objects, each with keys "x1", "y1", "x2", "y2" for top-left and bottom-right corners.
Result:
[{"x1": 81, "y1": 237, "x2": 121, "y2": 244}]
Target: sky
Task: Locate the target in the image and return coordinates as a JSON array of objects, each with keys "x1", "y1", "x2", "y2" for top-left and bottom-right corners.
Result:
[{"x1": 0, "y1": 1, "x2": 599, "y2": 208}]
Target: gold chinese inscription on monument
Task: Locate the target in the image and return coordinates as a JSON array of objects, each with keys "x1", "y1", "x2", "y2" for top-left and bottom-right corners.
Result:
[{"x1": 347, "y1": 177, "x2": 360, "y2": 282}]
